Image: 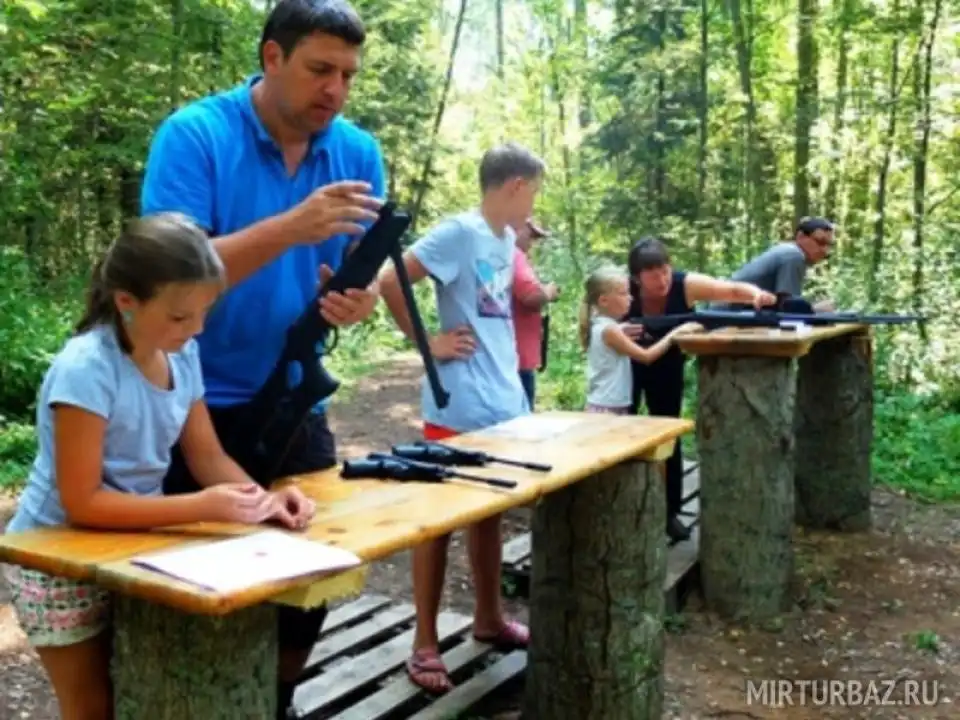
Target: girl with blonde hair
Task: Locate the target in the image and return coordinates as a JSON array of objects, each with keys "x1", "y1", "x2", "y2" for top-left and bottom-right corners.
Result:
[{"x1": 579, "y1": 265, "x2": 701, "y2": 414}]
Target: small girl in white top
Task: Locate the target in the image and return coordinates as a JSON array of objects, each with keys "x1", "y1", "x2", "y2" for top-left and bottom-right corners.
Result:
[{"x1": 578, "y1": 266, "x2": 702, "y2": 414}]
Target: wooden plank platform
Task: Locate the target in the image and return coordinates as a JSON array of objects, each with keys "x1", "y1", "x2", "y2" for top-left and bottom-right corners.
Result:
[
  {"x1": 501, "y1": 459, "x2": 702, "y2": 609},
  {"x1": 292, "y1": 594, "x2": 525, "y2": 719}
]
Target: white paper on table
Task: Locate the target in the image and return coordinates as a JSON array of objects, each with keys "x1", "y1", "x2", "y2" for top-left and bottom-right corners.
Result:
[
  {"x1": 477, "y1": 415, "x2": 584, "y2": 442},
  {"x1": 130, "y1": 530, "x2": 361, "y2": 594}
]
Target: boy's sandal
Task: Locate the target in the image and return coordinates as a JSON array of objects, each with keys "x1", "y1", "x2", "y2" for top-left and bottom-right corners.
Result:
[
  {"x1": 473, "y1": 619, "x2": 530, "y2": 651},
  {"x1": 406, "y1": 647, "x2": 454, "y2": 695}
]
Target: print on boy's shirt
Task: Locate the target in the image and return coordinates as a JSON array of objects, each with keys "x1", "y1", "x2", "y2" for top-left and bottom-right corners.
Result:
[{"x1": 475, "y1": 255, "x2": 512, "y2": 319}]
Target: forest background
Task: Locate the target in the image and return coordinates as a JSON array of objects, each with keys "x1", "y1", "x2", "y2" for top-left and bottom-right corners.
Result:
[{"x1": 1, "y1": 0, "x2": 958, "y2": 499}]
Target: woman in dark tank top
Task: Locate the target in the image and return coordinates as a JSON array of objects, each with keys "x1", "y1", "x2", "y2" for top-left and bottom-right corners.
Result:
[{"x1": 626, "y1": 237, "x2": 777, "y2": 542}]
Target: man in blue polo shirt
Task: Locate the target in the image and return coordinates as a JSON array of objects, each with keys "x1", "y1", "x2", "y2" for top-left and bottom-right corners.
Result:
[{"x1": 141, "y1": 1, "x2": 385, "y2": 717}]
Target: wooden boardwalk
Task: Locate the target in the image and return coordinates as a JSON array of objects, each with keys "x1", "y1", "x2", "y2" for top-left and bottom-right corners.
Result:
[
  {"x1": 289, "y1": 461, "x2": 702, "y2": 718},
  {"x1": 291, "y1": 594, "x2": 525, "y2": 719},
  {"x1": 500, "y1": 460, "x2": 702, "y2": 611}
]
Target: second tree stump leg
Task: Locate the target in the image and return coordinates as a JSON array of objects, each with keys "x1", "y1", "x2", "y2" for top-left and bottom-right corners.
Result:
[
  {"x1": 696, "y1": 355, "x2": 796, "y2": 622},
  {"x1": 523, "y1": 458, "x2": 667, "y2": 720},
  {"x1": 795, "y1": 331, "x2": 874, "y2": 530}
]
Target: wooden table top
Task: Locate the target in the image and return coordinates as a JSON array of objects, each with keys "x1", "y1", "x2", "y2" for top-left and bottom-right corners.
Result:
[
  {"x1": 675, "y1": 323, "x2": 867, "y2": 358},
  {"x1": 0, "y1": 411, "x2": 692, "y2": 616}
]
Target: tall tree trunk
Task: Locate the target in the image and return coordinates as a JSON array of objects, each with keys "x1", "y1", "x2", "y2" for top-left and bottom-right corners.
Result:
[
  {"x1": 549, "y1": 17, "x2": 578, "y2": 257},
  {"x1": 169, "y1": 0, "x2": 183, "y2": 110},
  {"x1": 696, "y1": 0, "x2": 709, "y2": 270},
  {"x1": 911, "y1": 0, "x2": 940, "y2": 338},
  {"x1": 868, "y1": 0, "x2": 902, "y2": 304},
  {"x1": 495, "y1": 0, "x2": 504, "y2": 80},
  {"x1": 728, "y1": 0, "x2": 757, "y2": 254},
  {"x1": 794, "y1": 0, "x2": 819, "y2": 225},
  {"x1": 651, "y1": 9, "x2": 667, "y2": 217},
  {"x1": 574, "y1": 0, "x2": 591, "y2": 128},
  {"x1": 408, "y1": 0, "x2": 468, "y2": 234},
  {"x1": 823, "y1": 0, "x2": 852, "y2": 224}
]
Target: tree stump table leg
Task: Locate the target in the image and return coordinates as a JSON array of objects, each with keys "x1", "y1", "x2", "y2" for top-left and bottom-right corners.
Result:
[
  {"x1": 795, "y1": 331, "x2": 874, "y2": 530},
  {"x1": 696, "y1": 355, "x2": 796, "y2": 621},
  {"x1": 523, "y1": 458, "x2": 667, "y2": 719},
  {"x1": 111, "y1": 596, "x2": 278, "y2": 720}
]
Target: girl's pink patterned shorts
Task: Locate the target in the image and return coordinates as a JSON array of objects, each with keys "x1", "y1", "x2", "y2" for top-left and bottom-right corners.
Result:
[{"x1": 2, "y1": 564, "x2": 111, "y2": 647}]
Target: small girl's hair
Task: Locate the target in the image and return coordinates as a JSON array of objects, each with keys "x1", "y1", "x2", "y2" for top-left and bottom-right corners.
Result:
[
  {"x1": 75, "y1": 212, "x2": 225, "y2": 353},
  {"x1": 578, "y1": 265, "x2": 628, "y2": 350}
]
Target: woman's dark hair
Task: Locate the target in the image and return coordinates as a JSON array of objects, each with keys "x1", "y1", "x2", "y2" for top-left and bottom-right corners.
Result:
[
  {"x1": 75, "y1": 212, "x2": 225, "y2": 353},
  {"x1": 627, "y1": 236, "x2": 671, "y2": 276},
  {"x1": 627, "y1": 236, "x2": 671, "y2": 301}
]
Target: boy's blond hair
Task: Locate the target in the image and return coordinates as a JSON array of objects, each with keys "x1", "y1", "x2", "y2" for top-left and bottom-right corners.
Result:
[{"x1": 578, "y1": 265, "x2": 628, "y2": 350}]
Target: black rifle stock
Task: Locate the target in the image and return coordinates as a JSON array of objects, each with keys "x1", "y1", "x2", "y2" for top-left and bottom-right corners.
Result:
[
  {"x1": 391, "y1": 441, "x2": 552, "y2": 472},
  {"x1": 224, "y1": 202, "x2": 450, "y2": 484},
  {"x1": 340, "y1": 453, "x2": 517, "y2": 490}
]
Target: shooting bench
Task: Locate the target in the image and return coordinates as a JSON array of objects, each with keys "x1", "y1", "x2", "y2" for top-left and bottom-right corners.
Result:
[
  {"x1": 674, "y1": 323, "x2": 874, "y2": 621},
  {"x1": 501, "y1": 458, "x2": 702, "y2": 611},
  {"x1": 0, "y1": 410, "x2": 691, "y2": 720}
]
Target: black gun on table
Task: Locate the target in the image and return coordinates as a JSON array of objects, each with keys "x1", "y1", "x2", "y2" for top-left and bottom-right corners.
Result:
[
  {"x1": 629, "y1": 294, "x2": 925, "y2": 334},
  {"x1": 340, "y1": 453, "x2": 517, "y2": 490},
  {"x1": 224, "y1": 202, "x2": 451, "y2": 484},
  {"x1": 391, "y1": 441, "x2": 552, "y2": 473}
]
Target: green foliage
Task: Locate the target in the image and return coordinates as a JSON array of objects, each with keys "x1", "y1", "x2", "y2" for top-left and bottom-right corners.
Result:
[
  {"x1": 873, "y1": 391, "x2": 960, "y2": 502},
  {"x1": 0, "y1": 421, "x2": 37, "y2": 491},
  {"x1": 0, "y1": 247, "x2": 81, "y2": 420}
]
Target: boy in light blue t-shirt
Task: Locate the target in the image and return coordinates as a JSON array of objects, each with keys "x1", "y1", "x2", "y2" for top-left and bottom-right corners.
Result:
[{"x1": 379, "y1": 142, "x2": 545, "y2": 695}]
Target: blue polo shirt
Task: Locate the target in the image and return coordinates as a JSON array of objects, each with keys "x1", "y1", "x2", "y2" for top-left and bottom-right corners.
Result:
[{"x1": 140, "y1": 75, "x2": 386, "y2": 408}]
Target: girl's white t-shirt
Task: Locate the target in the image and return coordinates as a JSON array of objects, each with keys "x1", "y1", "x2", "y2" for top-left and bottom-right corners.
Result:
[{"x1": 585, "y1": 315, "x2": 632, "y2": 408}]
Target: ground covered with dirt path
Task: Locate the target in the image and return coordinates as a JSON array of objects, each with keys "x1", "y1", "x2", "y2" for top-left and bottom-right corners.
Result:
[{"x1": 2, "y1": 353, "x2": 960, "y2": 718}]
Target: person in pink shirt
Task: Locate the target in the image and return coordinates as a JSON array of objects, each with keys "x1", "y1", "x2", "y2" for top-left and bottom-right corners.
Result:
[{"x1": 511, "y1": 218, "x2": 559, "y2": 408}]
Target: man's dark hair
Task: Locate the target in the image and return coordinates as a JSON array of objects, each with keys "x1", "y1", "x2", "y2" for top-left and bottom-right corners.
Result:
[
  {"x1": 259, "y1": 0, "x2": 365, "y2": 69},
  {"x1": 627, "y1": 236, "x2": 671, "y2": 275},
  {"x1": 796, "y1": 216, "x2": 834, "y2": 236},
  {"x1": 478, "y1": 142, "x2": 545, "y2": 192}
]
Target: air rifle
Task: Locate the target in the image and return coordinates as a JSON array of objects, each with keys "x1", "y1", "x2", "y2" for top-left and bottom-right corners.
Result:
[
  {"x1": 225, "y1": 202, "x2": 451, "y2": 484},
  {"x1": 391, "y1": 441, "x2": 552, "y2": 473},
  {"x1": 629, "y1": 296, "x2": 925, "y2": 333},
  {"x1": 340, "y1": 453, "x2": 517, "y2": 490}
]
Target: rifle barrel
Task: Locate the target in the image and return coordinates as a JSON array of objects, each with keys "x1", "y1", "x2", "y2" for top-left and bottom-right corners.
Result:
[
  {"x1": 485, "y1": 454, "x2": 552, "y2": 473},
  {"x1": 450, "y1": 468, "x2": 517, "y2": 489}
]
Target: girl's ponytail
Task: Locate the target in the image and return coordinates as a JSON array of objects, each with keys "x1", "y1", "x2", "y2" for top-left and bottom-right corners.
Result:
[{"x1": 74, "y1": 255, "x2": 118, "y2": 338}]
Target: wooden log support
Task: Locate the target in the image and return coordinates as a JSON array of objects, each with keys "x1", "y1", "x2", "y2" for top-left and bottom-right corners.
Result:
[
  {"x1": 696, "y1": 355, "x2": 796, "y2": 621},
  {"x1": 111, "y1": 596, "x2": 278, "y2": 720},
  {"x1": 794, "y1": 331, "x2": 874, "y2": 531},
  {"x1": 523, "y1": 459, "x2": 666, "y2": 720}
]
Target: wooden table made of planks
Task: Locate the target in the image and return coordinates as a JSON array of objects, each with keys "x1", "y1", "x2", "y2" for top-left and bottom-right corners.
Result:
[
  {"x1": 0, "y1": 410, "x2": 692, "y2": 720},
  {"x1": 675, "y1": 323, "x2": 874, "y2": 622}
]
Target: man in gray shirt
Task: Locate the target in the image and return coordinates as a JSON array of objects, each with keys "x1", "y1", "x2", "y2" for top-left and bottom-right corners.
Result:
[{"x1": 721, "y1": 217, "x2": 836, "y2": 310}]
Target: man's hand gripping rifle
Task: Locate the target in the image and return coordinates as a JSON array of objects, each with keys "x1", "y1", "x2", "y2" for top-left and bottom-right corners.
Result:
[{"x1": 225, "y1": 202, "x2": 450, "y2": 484}]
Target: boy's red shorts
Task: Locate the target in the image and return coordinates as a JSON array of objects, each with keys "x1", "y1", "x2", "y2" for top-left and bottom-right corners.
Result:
[{"x1": 423, "y1": 422, "x2": 459, "y2": 440}]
